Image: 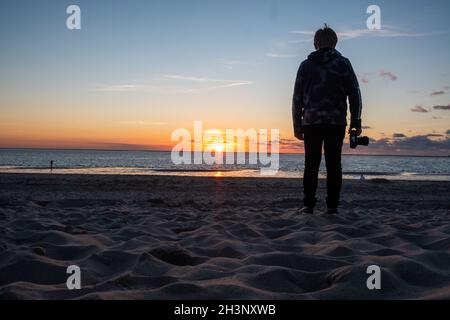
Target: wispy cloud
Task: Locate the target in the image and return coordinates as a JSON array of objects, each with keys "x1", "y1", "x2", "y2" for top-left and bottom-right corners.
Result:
[
  {"x1": 165, "y1": 74, "x2": 253, "y2": 92},
  {"x1": 357, "y1": 71, "x2": 398, "y2": 83},
  {"x1": 85, "y1": 142, "x2": 169, "y2": 151},
  {"x1": 289, "y1": 30, "x2": 315, "y2": 36},
  {"x1": 279, "y1": 138, "x2": 303, "y2": 151},
  {"x1": 379, "y1": 70, "x2": 398, "y2": 81},
  {"x1": 411, "y1": 103, "x2": 450, "y2": 113},
  {"x1": 358, "y1": 73, "x2": 372, "y2": 84},
  {"x1": 165, "y1": 75, "x2": 214, "y2": 82},
  {"x1": 267, "y1": 26, "x2": 432, "y2": 59},
  {"x1": 393, "y1": 133, "x2": 406, "y2": 139},
  {"x1": 433, "y1": 104, "x2": 450, "y2": 110},
  {"x1": 411, "y1": 105, "x2": 429, "y2": 113},
  {"x1": 430, "y1": 86, "x2": 450, "y2": 96},
  {"x1": 216, "y1": 59, "x2": 257, "y2": 66},
  {"x1": 266, "y1": 53, "x2": 299, "y2": 59},
  {"x1": 95, "y1": 75, "x2": 253, "y2": 94},
  {"x1": 289, "y1": 27, "x2": 446, "y2": 41},
  {"x1": 95, "y1": 84, "x2": 159, "y2": 92}
]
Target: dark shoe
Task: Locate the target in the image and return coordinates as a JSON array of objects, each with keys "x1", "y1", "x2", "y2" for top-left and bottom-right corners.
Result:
[
  {"x1": 326, "y1": 208, "x2": 339, "y2": 214},
  {"x1": 299, "y1": 207, "x2": 314, "y2": 214}
]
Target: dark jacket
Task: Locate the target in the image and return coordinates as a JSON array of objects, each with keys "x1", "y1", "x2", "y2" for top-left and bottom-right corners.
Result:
[{"x1": 292, "y1": 48, "x2": 362, "y2": 134}]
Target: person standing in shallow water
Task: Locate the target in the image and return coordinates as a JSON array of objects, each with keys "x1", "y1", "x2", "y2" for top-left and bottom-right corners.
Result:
[{"x1": 292, "y1": 24, "x2": 363, "y2": 214}]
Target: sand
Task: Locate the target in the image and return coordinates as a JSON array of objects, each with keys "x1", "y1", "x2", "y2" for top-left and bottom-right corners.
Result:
[{"x1": 0, "y1": 173, "x2": 449, "y2": 300}]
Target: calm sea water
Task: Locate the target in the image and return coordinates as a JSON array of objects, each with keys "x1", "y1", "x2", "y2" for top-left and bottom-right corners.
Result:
[{"x1": 0, "y1": 148, "x2": 449, "y2": 180}]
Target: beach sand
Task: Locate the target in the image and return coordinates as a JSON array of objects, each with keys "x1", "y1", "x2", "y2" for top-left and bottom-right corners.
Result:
[{"x1": 0, "y1": 173, "x2": 449, "y2": 299}]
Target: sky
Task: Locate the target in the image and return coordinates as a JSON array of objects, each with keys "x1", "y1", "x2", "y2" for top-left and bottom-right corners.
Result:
[{"x1": 1, "y1": 0, "x2": 450, "y2": 155}]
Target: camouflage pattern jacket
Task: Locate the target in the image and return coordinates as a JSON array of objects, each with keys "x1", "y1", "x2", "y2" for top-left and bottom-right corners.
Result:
[{"x1": 292, "y1": 48, "x2": 362, "y2": 134}]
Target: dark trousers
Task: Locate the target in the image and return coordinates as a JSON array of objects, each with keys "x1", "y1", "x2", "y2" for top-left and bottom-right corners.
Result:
[{"x1": 303, "y1": 125, "x2": 346, "y2": 209}]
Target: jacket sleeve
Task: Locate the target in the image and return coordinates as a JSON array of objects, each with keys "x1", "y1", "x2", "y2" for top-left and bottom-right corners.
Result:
[
  {"x1": 292, "y1": 63, "x2": 305, "y2": 134},
  {"x1": 345, "y1": 60, "x2": 362, "y2": 129}
]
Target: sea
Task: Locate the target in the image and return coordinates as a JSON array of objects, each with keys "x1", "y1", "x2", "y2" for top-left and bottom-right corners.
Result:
[{"x1": 0, "y1": 148, "x2": 449, "y2": 181}]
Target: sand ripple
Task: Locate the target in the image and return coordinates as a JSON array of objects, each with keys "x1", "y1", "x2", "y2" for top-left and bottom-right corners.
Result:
[{"x1": 0, "y1": 174, "x2": 449, "y2": 299}]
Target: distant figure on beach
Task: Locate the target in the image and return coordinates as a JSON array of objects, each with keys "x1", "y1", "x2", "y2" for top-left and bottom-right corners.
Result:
[
  {"x1": 292, "y1": 24, "x2": 363, "y2": 214},
  {"x1": 50, "y1": 160, "x2": 54, "y2": 172}
]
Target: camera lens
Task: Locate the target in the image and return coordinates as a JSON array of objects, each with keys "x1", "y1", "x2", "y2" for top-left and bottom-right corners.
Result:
[{"x1": 358, "y1": 136, "x2": 370, "y2": 146}]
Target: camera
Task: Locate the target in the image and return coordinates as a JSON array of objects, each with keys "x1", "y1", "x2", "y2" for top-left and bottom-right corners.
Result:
[{"x1": 349, "y1": 128, "x2": 369, "y2": 149}]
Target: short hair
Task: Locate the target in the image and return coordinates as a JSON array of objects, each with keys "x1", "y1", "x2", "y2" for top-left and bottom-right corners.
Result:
[{"x1": 314, "y1": 24, "x2": 338, "y2": 49}]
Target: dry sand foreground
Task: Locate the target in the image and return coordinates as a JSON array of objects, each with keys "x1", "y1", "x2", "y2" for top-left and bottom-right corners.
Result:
[{"x1": 0, "y1": 173, "x2": 449, "y2": 299}]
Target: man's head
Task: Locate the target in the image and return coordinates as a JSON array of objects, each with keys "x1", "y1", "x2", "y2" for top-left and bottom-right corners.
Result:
[{"x1": 314, "y1": 24, "x2": 338, "y2": 50}]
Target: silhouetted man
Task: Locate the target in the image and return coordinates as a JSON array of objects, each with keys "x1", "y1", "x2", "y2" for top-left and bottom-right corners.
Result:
[{"x1": 292, "y1": 24, "x2": 362, "y2": 214}]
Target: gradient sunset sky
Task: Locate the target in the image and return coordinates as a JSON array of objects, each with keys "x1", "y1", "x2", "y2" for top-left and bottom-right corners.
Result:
[{"x1": 1, "y1": 0, "x2": 449, "y2": 155}]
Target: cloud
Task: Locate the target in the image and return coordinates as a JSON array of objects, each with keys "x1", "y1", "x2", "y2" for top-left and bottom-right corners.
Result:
[
  {"x1": 165, "y1": 75, "x2": 253, "y2": 91},
  {"x1": 337, "y1": 28, "x2": 436, "y2": 40},
  {"x1": 266, "y1": 53, "x2": 299, "y2": 59},
  {"x1": 289, "y1": 30, "x2": 315, "y2": 36},
  {"x1": 433, "y1": 104, "x2": 450, "y2": 110},
  {"x1": 216, "y1": 59, "x2": 246, "y2": 65},
  {"x1": 289, "y1": 27, "x2": 446, "y2": 42},
  {"x1": 393, "y1": 133, "x2": 406, "y2": 138},
  {"x1": 179, "y1": 82, "x2": 253, "y2": 93},
  {"x1": 80, "y1": 142, "x2": 170, "y2": 151},
  {"x1": 95, "y1": 84, "x2": 159, "y2": 92},
  {"x1": 358, "y1": 73, "x2": 370, "y2": 84},
  {"x1": 279, "y1": 138, "x2": 303, "y2": 151},
  {"x1": 430, "y1": 86, "x2": 450, "y2": 96},
  {"x1": 392, "y1": 134, "x2": 449, "y2": 147},
  {"x1": 281, "y1": 132, "x2": 450, "y2": 156},
  {"x1": 355, "y1": 134, "x2": 450, "y2": 156},
  {"x1": 357, "y1": 71, "x2": 398, "y2": 84},
  {"x1": 97, "y1": 76, "x2": 254, "y2": 94},
  {"x1": 216, "y1": 59, "x2": 257, "y2": 66},
  {"x1": 411, "y1": 105, "x2": 429, "y2": 113},
  {"x1": 379, "y1": 70, "x2": 398, "y2": 81},
  {"x1": 165, "y1": 75, "x2": 220, "y2": 82}
]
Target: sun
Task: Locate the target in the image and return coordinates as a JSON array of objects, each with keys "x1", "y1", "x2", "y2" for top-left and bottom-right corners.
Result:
[{"x1": 211, "y1": 142, "x2": 225, "y2": 153}]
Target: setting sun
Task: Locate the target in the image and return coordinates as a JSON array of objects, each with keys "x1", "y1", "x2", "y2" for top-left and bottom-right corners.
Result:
[{"x1": 211, "y1": 143, "x2": 225, "y2": 153}]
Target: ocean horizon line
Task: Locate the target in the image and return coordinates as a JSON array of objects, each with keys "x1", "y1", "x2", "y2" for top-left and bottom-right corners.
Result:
[{"x1": 0, "y1": 147, "x2": 448, "y2": 158}]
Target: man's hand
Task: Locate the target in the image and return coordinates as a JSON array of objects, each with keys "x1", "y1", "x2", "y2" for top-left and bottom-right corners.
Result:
[
  {"x1": 348, "y1": 127, "x2": 362, "y2": 136},
  {"x1": 294, "y1": 130, "x2": 304, "y2": 141}
]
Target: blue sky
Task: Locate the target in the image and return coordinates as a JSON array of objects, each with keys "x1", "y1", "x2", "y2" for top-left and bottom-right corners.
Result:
[{"x1": 1, "y1": 0, "x2": 450, "y2": 154}]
